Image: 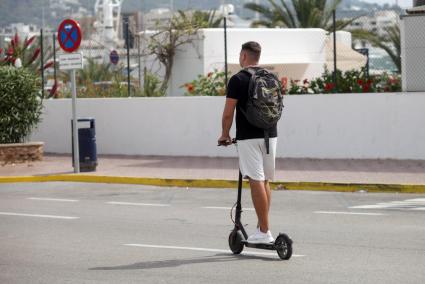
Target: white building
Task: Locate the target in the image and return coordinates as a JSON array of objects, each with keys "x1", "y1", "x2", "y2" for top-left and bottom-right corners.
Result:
[
  {"x1": 0, "y1": 23, "x2": 39, "y2": 36},
  {"x1": 140, "y1": 28, "x2": 365, "y2": 96},
  {"x1": 347, "y1": 10, "x2": 399, "y2": 37}
]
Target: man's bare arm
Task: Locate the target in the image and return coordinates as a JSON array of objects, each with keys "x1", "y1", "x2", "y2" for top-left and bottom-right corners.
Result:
[{"x1": 218, "y1": 98, "x2": 237, "y2": 145}]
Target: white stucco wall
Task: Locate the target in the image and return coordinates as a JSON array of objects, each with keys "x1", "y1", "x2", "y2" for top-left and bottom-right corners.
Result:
[
  {"x1": 401, "y1": 14, "x2": 425, "y2": 92},
  {"x1": 170, "y1": 28, "x2": 328, "y2": 96},
  {"x1": 31, "y1": 93, "x2": 425, "y2": 160}
]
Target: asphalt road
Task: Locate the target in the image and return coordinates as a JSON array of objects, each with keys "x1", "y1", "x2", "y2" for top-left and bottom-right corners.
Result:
[{"x1": 0, "y1": 182, "x2": 424, "y2": 284}]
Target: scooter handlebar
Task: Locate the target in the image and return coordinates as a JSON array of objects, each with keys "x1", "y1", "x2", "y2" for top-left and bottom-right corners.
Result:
[{"x1": 217, "y1": 138, "x2": 237, "y2": 146}]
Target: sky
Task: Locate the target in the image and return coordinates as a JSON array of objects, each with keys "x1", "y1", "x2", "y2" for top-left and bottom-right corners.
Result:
[{"x1": 360, "y1": 0, "x2": 412, "y2": 7}]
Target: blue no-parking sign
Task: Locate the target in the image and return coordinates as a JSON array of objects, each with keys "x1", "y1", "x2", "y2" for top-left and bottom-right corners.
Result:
[{"x1": 57, "y1": 19, "x2": 82, "y2": 53}]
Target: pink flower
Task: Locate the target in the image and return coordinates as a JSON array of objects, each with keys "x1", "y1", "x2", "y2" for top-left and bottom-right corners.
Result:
[
  {"x1": 24, "y1": 36, "x2": 36, "y2": 48},
  {"x1": 30, "y1": 48, "x2": 41, "y2": 63},
  {"x1": 49, "y1": 81, "x2": 59, "y2": 97},
  {"x1": 7, "y1": 47, "x2": 14, "y2": 56},
  {"x1": 324, "y1": 82, "x2": 335, "y2": 91},
  {"x1": 42, "y1": 61, "x2": 54, "y2": 70},
  {"x1": 186, "y1": 84, "x2": 194, "y2": 93}
]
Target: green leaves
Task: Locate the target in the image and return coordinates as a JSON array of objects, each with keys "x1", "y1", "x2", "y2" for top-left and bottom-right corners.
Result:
[
  {"x1": 182, "y1": 70, "x2": 227, "y2": 96},
  {"x1": 245, "y1": 0, "x2": 350, "y2": 31},
  {"x1": 0, "y1": 66, "x2": 42, "y2": 143},
  {"x1": 146, "y1": 10, "x2": 205, "y2": 94},
  {"x1": 287, "y1": 68, "x2": 401, "y2": 94},
  {"x1": 351, "y1": 25, "x2": 401, "y2": 73}
]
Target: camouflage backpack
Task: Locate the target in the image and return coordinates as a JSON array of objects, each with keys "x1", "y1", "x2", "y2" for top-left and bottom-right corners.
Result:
[{"x1": 240, "y1": 67, "x2": 284, "y2": 154}]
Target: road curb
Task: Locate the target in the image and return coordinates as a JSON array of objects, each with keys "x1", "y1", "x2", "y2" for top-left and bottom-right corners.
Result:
[{"x1": 1, "y1": 175, "x2": 425, "y2": 193}]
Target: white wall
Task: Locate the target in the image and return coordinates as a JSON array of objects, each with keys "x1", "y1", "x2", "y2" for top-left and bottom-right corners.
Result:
[
  {"x1": 201, "y1": 28, "x2": 327, "y2": 82},
  {"x1": 31, "y1": 93, "x2": 425, "y2": 160},
  {"x1": 170, "y1": 28, "x2": 328, "y2": 96},
  {"x1": 401, "y1": 14, "x2": 425, "y2": 92}
]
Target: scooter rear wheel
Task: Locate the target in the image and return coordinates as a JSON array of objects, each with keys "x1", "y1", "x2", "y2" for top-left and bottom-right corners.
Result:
[
  {"x1": 228, "y1": 229, "x2": 244, "y2": 254},
  {"x1": 275, "y1": 234, "x2": 293, "y2": 260}
]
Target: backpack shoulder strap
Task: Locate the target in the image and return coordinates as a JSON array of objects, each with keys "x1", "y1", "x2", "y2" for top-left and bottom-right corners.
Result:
[{"x1": 242, "y1": 67, "x2": 256, "y2": 76}]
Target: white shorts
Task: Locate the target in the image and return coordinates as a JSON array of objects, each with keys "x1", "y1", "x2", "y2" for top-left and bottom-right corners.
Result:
[{"x1": 237, "y1": 138, "x2": 277, "y2": 181}]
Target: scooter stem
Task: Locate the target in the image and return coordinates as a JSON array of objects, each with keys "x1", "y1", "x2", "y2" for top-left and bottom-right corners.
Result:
[
  {"x1": 234, "y1": 170, "x2": 248, "y2": 239},
  {"x1": 235, "y1": 171, "x2": 243, "y2": 223}
]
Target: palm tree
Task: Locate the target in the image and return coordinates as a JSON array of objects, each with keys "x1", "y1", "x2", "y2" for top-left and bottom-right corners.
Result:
[
  {"x1": 77, "y1": 58, "x2": 115, "y2": 84},
  {"x1": 352, "y1": 25, "x2": 400, "y2": 73},
  {"x1": 192, "y1": 10, "x2": 223, "y2": 28},
  {"x1": 245, "y1": 0, "x2": 353, "y2": 31}
]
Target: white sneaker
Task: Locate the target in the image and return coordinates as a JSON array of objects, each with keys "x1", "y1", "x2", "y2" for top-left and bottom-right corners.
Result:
[{"x1": 247, "y1": 229, "x2": 274, "y2": 244}]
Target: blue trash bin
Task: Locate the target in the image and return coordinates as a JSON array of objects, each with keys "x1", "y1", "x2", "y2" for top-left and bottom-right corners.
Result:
[{"x1": 71, "y1": 118, "x2": 97, "y2": 172}]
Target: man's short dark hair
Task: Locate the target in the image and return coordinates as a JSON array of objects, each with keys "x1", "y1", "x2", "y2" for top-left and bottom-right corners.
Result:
[{"x1": 241, "y1": 41, "x2": 261, "y2": 61}]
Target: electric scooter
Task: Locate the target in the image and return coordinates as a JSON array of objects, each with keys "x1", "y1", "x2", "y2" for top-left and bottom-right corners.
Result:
[{"x1": 219, "y1": 139, "x2": 293, "y2": 260}]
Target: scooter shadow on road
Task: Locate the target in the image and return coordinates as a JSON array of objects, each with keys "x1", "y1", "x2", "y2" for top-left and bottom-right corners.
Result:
[{"x1": 89, "y1": 253, "x2": 282, "y2": 271}]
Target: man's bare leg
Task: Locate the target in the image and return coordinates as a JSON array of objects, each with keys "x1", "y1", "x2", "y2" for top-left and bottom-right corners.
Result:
[
  {"x1": 257, "y1": 180, "x2": 272, "y2": 229},
  {"x1": 264, "y1": 180, "x2": 271, "y2": 213},
  {"x1": 249, "y1": 179, "x2": 269, "y2": 233}
]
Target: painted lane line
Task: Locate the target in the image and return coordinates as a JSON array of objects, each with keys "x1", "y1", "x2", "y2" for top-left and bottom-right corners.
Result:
[
  {"x1": 314, "y1": 211, "x2": 387, "y2": 216},
  {"x1": 202, "y1": 206, "x2": 255, "y2": 211},
  {"x1": 408, "y1": 207, "x2": 425, "y2": 211},
  {"x1": 405, "y1": 198, "x2": 425, "y2": 202},
  {"x1": 124, "y1": 244, "x2": 304, "y2": 257},
  {"x1": 350, "y1": 199, "x2": 425, "y2": 210},
  {"x1": 106, "y1": 201, "x2": 170, "y2": 207},
  {"x1": 28, "y1": 197, "x2": 79, "y2": 202},
  {"x1": 349, "y1": 205, "x2": 392, "y2": 209},
  {"x1": 0, "y1": 212, "x2": 79, "y2": 219}
]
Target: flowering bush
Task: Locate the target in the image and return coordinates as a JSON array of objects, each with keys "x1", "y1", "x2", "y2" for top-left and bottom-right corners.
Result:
[
  {"x1": 182, "y1": 70, "x2": 227, "y2": 96},
  {"x1": 287, "y1": 68, "x2": 401, "y2": 95},
  {"x1": 0, "y1": 33, "x2": 57, "y2": 98},
  {"x1": 0, "y1": 66, "x2": 42, "y2": 143}
]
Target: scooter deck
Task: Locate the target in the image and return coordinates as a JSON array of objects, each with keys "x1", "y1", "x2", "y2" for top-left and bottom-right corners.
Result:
[{"x1": 241, "y1": 240, "x2": 276, "y2": 250}]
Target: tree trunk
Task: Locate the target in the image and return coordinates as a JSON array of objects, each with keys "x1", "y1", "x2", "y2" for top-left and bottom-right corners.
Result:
[{"x1": 160, "y1": 55, "x2": 174, "y2": 95}]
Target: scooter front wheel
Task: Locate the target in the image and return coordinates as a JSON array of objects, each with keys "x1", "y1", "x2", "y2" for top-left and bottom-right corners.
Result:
[
  {"x1": 275, "y1": 234, "x2": 293, "y2": 260},
  {"x1": 228, "y1": 229, "x2": 244, "y2": 254}
]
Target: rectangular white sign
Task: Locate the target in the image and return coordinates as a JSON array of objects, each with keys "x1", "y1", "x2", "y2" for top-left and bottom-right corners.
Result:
[{"x1": 59, "y1": 52, "x2": 83, "y2": 70}]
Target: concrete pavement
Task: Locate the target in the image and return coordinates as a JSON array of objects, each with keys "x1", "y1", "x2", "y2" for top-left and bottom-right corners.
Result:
[{"x1": 1, "y1": 154, "x2": 425, "y2": 192}]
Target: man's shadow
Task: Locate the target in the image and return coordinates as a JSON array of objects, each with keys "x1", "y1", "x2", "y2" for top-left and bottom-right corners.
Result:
[{"x1": 89, "y1": 253, "x2": 281, "y2": 271}]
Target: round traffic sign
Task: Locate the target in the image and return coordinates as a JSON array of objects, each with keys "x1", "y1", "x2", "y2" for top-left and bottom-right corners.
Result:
[
  {"x1": 57, "y1": 19, "x2": 82, "y2": 53},
  {"x1": 110, "y1": 50, "x2": 119, "y2": 65}
]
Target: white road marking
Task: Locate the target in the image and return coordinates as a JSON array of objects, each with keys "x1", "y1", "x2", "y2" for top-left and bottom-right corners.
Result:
[
  {"x1": 314, "y1": 211, "x2": 387, "y2": 216},
  {"x1": 28, "y1": 197, "x2": 79, "y2": 202},
  {"x1": 106, "y1": 201, "x2": 170, "y2": 207},
  {"x1": 0, "y1": 212, "x2": 79, "y2": 219},
  {"x1": 350, "y1": 198, "x2": 425, "y2": 211},
  {"x1": 408, "y1": 207, "x2": 425, "y2": 211},
  {"x1": 202, "y1": 206, "x2": 255, "y2": 211},
  {"x1": 405, "y1": 198, "x2": 425, "y2": 202},
  {"x1": 124, "y1": 243, "x2": 304, "y2": 257}
]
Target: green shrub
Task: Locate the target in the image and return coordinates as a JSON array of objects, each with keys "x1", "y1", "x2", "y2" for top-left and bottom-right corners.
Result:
[
  {"x1": 287, "y1": 68, "x2": 401, "y2": 95},
  {"x1": 0, "y1": 66, "x2": 42, "y2": 143},
  {"x1": 142, "y1": 71, "x2": 164, "y2": 97},
  {"x1": 182, "y1": 70, "x2": 227, "y2": 96}
]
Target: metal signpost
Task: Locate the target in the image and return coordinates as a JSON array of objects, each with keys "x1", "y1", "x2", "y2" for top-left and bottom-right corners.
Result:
[{"x1": 57, "y1": 19, "x2": 83, "y2": 173}]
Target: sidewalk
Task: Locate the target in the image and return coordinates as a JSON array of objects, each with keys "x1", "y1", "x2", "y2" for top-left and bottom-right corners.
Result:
[{"x1": 1, "y1": 154, "x2": 425, "y2": 193}]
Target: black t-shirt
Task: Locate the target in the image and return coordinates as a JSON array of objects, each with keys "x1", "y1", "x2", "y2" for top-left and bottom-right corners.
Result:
[{"x1": 226, "y1": 70, "x2": 278, "y2": 140}]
